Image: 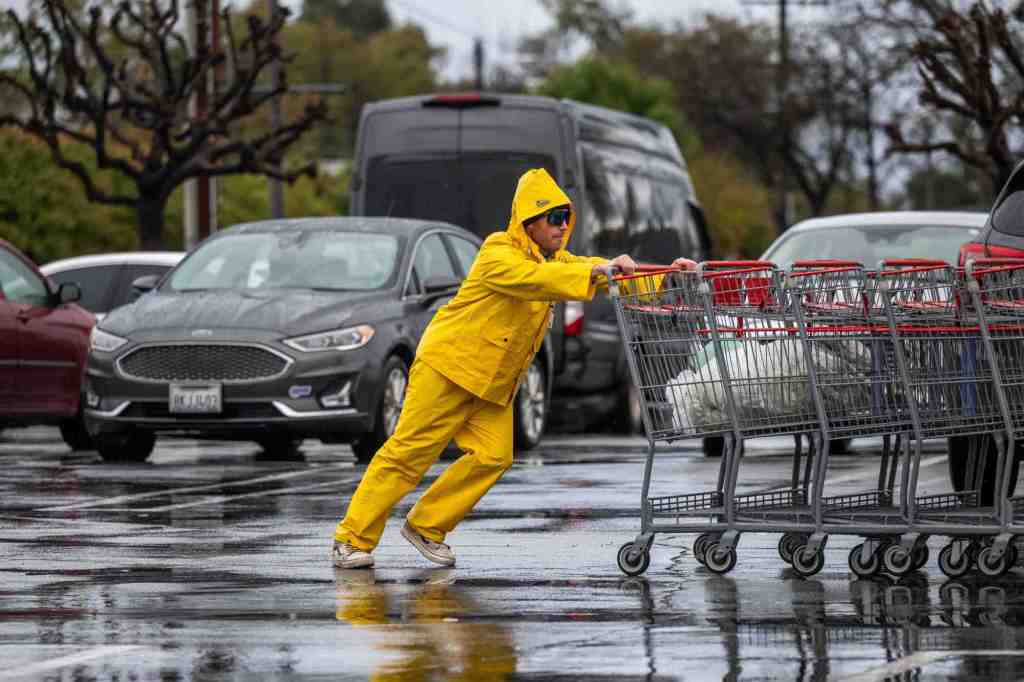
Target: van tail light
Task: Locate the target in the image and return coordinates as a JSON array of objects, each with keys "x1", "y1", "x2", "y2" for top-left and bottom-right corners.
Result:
[
  {"x1": 959, "y1": 241, "x2": 1024, "y2": 267},
  {"x1": 423, "y1": 93, "x2": 500, "y2": 108},
  {"x1": 564, "y1": 301, "x2": 584, "y2": 336}
]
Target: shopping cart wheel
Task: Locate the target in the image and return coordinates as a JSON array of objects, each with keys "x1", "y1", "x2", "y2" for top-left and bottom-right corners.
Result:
[
  {"x1": 617, "y1": 542, "x2": 651, "y2": 577},
  {"x1": 848, "y1": 544, "x2": 880, "y2": 578},
  {"x1": 882, "y1": 545, "x2": 914, "y2": 577},
  {"x1": 703, "y1": 543, "x2": 737, "y2": 574},
  {"x1": 937, "y1": 544, "x2": 973, "y2": 579},
  {"x1": 777, "y1": 533, "x2": 807, "y2": 564},
  {"x1": 693, "y1": 533, "x2": 718, "y2": 565},
  {"x1": 791, "y1": 545, "x2": 825, "y2": 577},
  {"x1": 976, "y1": 546, "x2": 1011, "y2": 578}
]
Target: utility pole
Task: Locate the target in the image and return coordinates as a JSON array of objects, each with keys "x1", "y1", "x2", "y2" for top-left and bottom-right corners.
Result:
[
  {"x1": 473, "y1": 38, "x2": 484, "y2": 91},
  {"x1": 184, "y1": 0, "x2": 218, "y2": 248},
  {"x1": 267, "y1": 0, "x2": 285, "y2": 219},
  {"x1": 743, "y1": 0, "x2": 828, "y2": 234}
]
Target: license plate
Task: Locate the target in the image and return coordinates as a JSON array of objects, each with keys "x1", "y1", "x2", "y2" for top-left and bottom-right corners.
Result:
[{"x1": 169, "y1": 384, "x2": 222, "y2": 414}]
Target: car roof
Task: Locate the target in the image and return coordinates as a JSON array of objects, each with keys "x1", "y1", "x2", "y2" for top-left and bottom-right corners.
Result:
[
  {"x1": 41, "y1": 251, "x2": 185, "y2": 274},
  {"x1": 221, "y1": 216, "x2": 481, "y2": 241},
  {"x1": 786, "y1": 211, "x2": 988, "y2": 233}
]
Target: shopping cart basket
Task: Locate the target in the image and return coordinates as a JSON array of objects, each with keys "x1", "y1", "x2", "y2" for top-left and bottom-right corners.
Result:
[{"x1": 878, "y1": 260, "x2": 1008, "y2": 578}]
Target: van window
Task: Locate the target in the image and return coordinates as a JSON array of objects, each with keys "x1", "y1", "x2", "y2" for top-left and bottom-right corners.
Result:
[
  {"x1": 581, "y1": 144, "x2": 700, "y2": 262},
  {"x1": 365, "y1": 152, "x2": 556, "y2": 238}
]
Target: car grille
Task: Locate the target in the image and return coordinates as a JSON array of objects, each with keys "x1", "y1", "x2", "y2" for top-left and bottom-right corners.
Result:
[
  {"x1": 118, "y1": 344, "x2": 289, "y2": 382},
  {"x1": 122, "y1": 402, "x2": 282, "y2": 419}
]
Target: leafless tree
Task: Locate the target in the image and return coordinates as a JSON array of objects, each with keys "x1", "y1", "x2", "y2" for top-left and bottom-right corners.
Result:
[
  {"x1": 0, "y1": 0, "x2": 326, "y2": 248},
  {"x1": 881, "y1": 1, "x2": 1024, "y2": 192}
]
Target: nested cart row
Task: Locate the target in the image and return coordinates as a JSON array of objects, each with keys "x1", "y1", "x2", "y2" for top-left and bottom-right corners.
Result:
[{"x1": 609, "y1": 258, "x2": 1024, "y2": 579}]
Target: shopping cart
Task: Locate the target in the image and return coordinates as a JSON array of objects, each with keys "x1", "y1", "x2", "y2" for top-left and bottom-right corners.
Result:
[
  {"x1": 609, "y1": 263, "x2": 739, "y2": 576},
  {"x1": 876, "y1": 260, "x2": 1009, "y2": 578},
  {"x1": 784, "y1": 260, "x2": 915, "y2": 577},
  {"x1": 963, "y1": 258, "x2": 1024, "y2": 576},
  {"x1": 611, "y1": 261, "x2": 824, "y2": 576}
]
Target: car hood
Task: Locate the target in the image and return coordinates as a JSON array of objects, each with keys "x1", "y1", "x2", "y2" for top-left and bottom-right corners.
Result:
[{"x1": 100, "y1": 288, "x2": 393, "y2": 338}]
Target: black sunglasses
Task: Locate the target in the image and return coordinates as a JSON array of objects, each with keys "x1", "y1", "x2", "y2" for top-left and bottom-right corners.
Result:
[{"x1": 545, "y1": 207, "x2": 571, "y2": 227}]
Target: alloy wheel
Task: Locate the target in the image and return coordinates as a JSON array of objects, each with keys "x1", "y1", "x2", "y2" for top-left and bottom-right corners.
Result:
[
  {"x1": 382, "y1": 366, "x2": 407, "y2": 437},
  {"x1": 518, "y1": 360, "x2": 546, "y2": 443}
]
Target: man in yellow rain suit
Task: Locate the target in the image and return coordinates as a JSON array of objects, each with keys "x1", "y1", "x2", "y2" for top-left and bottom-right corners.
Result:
[{"x1": 332, "y1": 167, "x2": 694, "y2": 568}]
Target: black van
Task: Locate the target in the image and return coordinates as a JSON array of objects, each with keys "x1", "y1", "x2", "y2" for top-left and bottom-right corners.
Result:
[{"x1": 350, "y1": 93, "x2": 711, "y2": 441}]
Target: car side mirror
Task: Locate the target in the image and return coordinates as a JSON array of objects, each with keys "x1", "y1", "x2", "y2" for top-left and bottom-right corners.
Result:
[
  {"x1": 421, "y1": 276, "x2": 460, "y2": 306},
  {"x1": 130, "y1": 274, "x2": 160, "y2": 300},
  {"x1": 56, "y1": 281, "x2": 81, "y2": 304}
]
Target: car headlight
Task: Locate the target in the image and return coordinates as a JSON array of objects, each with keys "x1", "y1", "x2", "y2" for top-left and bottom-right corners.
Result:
[
  {"x1": 90, "y1": 327, "x2": 128, "y2": 353},
  {"x1": 283, "y1": 325, "x2": 375, "y2": 352}
]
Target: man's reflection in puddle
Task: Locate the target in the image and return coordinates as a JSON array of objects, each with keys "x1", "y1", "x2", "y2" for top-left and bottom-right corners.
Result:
[{"x1": 335, "y1": 569, "x2": 517, "y2": 681}]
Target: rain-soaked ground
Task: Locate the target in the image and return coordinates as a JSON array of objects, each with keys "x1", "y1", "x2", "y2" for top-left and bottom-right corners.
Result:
[{"x1": 2, "y1": 428, "x2": 1024, "y2": 681}]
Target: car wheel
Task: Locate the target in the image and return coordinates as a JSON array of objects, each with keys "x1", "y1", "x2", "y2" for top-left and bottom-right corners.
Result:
[
  {"x1": 703, "y1": 436, "x2": 725, "y2": 458},
  {"x1": 948, "y1": 435, "x2": 1020, "y2": 505},
  {"x1": 830, "y1": 438, "x2": 852, "y2": 454},
  {"x1": 60, "y1": 418, "x2": 94, "y2": 451},
  {"x1": 254, "y1": 434, "x2": 302, "y2": 460},
  {"x1": 614, "y1": 380, "x2": 644, "y2": 435},
  {"x1": 95, "y1": 430, "x2": 156, "y2": 463},
  {"x1": 514, "y1": 356, "x2": 547, "y2": 450},
  {"x1": 352, "y1": 356, "x2": 408, "y2": 464}
]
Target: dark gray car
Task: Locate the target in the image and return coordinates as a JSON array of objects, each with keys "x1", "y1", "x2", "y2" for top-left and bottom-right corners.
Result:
[{"x1": 83, "y1": 217, "x2": 481, "y2": 463}]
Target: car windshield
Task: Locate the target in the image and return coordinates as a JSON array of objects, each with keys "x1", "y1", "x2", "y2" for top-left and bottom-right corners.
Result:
[
  {"x1": 764, "y1": 224, "x2": 979, "y2": 269},
  {"x1": 167, "y1": 231, "x2": 400, "y2": 292}
]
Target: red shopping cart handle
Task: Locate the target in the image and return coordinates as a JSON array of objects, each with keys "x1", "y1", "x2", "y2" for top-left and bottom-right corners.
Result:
[
  {"x1": 792, "y1": 259, "x2": 863, "y2": 269},
  {"x1": 701, "y1": 260, "x2": 776, "y2": 269},
  {"x1": 881, "y1": 258, "x2": 950, "y2": 267}
]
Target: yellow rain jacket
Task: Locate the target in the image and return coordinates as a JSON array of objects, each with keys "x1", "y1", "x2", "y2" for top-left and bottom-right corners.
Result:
[{"x1": 416, "y1": 168, "x2": 607, "y2": 405}]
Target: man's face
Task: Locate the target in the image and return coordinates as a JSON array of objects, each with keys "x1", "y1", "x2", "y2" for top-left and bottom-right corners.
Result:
[{"x1": 525, "y1": 207, "x2": 570, "y2": 254}]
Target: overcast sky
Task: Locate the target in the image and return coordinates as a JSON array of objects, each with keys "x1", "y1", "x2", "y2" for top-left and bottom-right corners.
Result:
[
  {"x1": 8, "y1": 0, "x2": 822, "y2": 82},
  {"x1": 382, "y1": 0, "x2": 791, "y2": 82}
]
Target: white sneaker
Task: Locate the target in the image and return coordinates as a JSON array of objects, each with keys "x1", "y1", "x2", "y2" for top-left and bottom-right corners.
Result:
[
  {"x1": 332, "y1": 541, "x2": 374, "y2": 569},
  {"x1": 401, "y1": 521, "x2": 456, "y2": 566}
]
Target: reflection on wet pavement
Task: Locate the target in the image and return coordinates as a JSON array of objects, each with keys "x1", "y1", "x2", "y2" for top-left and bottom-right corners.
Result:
[
  {"x1": 335, "y1": 569, "x2": 517, "y2": 680},
  {"x1": 6, "y1": 429, "x2": 1024, "y2": 679}
]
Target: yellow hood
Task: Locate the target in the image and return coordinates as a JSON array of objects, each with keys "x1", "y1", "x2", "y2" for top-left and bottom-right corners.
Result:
[{"x1": 506, "y1": 168, "x2": 576, "y2": 260}]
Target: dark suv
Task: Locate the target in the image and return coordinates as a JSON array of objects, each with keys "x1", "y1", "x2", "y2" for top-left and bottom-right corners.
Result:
[{"x1": 349, "y1": 93, "x2": 711, "y2": 433}]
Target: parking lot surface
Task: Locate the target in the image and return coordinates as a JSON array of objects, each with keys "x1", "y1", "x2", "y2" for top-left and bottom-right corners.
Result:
[{"x1": 2, "y1": 429, "x2": 1024, "y2": 681}]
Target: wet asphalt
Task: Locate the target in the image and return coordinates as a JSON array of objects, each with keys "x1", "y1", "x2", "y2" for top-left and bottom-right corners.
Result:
[{"x1": 2, "y1": 429, "x2": 1024, "y2": 681}]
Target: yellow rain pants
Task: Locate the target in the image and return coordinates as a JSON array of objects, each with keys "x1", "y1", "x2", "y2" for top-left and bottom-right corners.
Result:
[{"x1": 334, "y1": 360, "x2": 513, "y2": 549}]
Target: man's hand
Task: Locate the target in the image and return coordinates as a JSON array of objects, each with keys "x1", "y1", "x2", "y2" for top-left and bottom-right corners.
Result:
[
  {"x1": 591, "y1": 254, "x2": 637, "y2": 281},
  {"x1": 609, "y1": 254, "x2": 637, "y2": 275},
  {"x1": 672, "y1": 257, "x2": 698, "y2": 271}
]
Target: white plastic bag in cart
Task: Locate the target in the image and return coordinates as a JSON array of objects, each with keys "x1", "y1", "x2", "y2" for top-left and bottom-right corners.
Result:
[{"x1": 665, "y1": 337, "x2": 871, "y2": 433}]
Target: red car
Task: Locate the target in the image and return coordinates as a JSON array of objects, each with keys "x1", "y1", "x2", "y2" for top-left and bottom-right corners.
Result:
[{"x1": 0, "y1": 239, "x2": 94, "y2": 449}]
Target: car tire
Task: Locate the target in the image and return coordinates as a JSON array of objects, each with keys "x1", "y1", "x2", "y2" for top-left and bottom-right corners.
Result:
[
  {"x1": 614, "y1": 380, "x2": 644, "y2": 435},
  {"x1": 60, "y1": 417, "x2": 94, "y2": 452},
  {"x1": 255, "y1": 434, "x2": 302, "y2": 460},
  {"x1": 703, "y1": 436, "x2": 725, "y2": 458},
  {"x1": 95, "y1": 430, "x2": 156, "y2": 463},
  {"x1": 830, "y1": 438, "x2": 852, "y2": 454},
  {"x1": 948, "y1": 434, "x2": 1020, "y2": 505},
  {"x1": 514, "y1": 356, "x2": 547, "y2": 451},
  {"x1": 351, "y1": 356, "x2": 408, "y2": 464}
]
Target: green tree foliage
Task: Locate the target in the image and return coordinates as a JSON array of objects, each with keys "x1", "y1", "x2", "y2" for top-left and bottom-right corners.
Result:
[
  {"x1": 300, "y1": 0, "x2": 391, "y2": 38},
  {"x1": 0, "y1": 129, "x2": 135, "y2": 262},
  {"x1": 162, "y1": 170, "x2": 351, "y2": 249},
  {"x1": 535, "y1": 56, "x2": 698, "y2": 156},
  {"x1": 687, "y1": 150, "x2": 774, "y2": 259},
  {"x1": 1, "y1": 0, "x2": 325, "y2": 250},
  {"x1": 279, "y1": 20, "x2": 442, "y2": 159}
]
